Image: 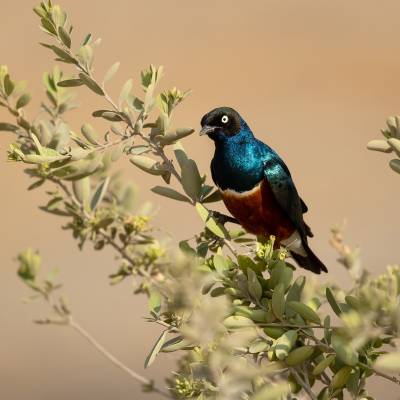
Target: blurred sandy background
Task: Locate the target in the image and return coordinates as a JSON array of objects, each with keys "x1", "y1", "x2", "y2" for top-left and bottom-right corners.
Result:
[{"x1": 1, "y1": 1, "x2": 400, "y2": 399}]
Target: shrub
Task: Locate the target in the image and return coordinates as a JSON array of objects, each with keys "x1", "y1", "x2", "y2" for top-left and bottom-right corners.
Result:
[{"x1": 2, "y1": 2, "x2": 400, "y2": 399}]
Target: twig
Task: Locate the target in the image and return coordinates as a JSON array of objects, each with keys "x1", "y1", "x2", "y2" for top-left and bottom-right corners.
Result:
[
  {"x1": 68, "y1": 317, "x2": 172, "y2": 399},
  {"x1": 320, "y1": 370, "x2": 331, "y2": 386},
  {"x1": 258, "y1": 322, "x2": 338, "y2": 330},
  {"x1": 98, "y1": 229, "x2": 169, "y2": 296},
  {"x1": 358, "y1": 362, "x2": 400, "y2": 386},
  {"x1": 223, "y1": 239, "x2": 238, "y2": 258},
  {"x1": 290, "y1": 369, "x2": 318, "y2": 400},
  {"x1": 300, "y1": 329, "x2": 332, "y2": 352}
]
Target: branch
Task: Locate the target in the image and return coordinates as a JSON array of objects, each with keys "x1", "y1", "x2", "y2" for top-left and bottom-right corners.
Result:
[
  {"x1": 358, "y1": 362, "x2": 400, "y2": 387},
  {"x1": 223, "y1": 238, "x2": 238, "y2": 258},
  {"x1": 290, "y1": 369, "x2": 318, "y2": 400},
  {"x1": 68, "y1": 317, "x2": 172, "y2": 399}
]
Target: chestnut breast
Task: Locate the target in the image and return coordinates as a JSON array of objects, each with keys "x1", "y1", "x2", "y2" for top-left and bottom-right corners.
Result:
[{"x1": 220, "y1": 179, "x2": 295, "y2": 243}]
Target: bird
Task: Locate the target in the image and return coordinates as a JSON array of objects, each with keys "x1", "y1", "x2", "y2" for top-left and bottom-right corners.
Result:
[{"x1": 200, "y1": 106, "x2": 327, "y2": 274}]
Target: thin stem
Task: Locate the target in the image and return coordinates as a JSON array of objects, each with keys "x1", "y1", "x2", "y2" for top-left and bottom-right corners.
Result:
[
  {"x1": 358, "y1": 362, "x2": 400, "y2": 387},
  {"x1": 300, "y1": 329, "x2": 332, "y2": 352},
  {"x1": 290, "y1": 369, "x2": 318, "y2": 400},
  {"x1": 98, "y1": 229, "x2": 168, "y2": 295},
  {"x1": 68, "y1": 317, "x2": 172, "y2": 399},
  {"x1": 320, "y1": 370, "x2": 331, "y2": 386},
  {"x1": 258, "y1": 322, "x2": 337, "y2": 330},
  {"x1": 155, "y1": 146, "x2": 182, "y2": 184},
  {"x1": 223, "y1": 239, "x2": 238, "y2": 258}
]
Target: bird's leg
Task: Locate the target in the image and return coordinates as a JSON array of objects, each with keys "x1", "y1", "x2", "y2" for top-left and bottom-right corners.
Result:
[{"x1": 209, "y1": 210, "x2": 240, "y2": 225}]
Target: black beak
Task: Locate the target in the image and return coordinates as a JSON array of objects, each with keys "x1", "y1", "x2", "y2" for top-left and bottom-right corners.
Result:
[{"x1": 199, "y1": 125, "x2": 216, "y2": 136}]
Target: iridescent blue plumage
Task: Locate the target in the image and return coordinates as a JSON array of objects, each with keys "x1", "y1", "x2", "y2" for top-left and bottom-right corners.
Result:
[{"x1": 201, "y1": 106, "x2": 327, "y2": 274}]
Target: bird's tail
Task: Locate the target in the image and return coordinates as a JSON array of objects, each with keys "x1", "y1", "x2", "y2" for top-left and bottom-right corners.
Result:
[{"x1": 290, "y1": 240, "x2": 327, "y2": 274}]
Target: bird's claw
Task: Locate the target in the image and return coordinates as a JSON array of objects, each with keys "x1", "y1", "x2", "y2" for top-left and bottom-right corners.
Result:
[{"x1": 209, "y1": 210, "x2": 239, "y2": 226}]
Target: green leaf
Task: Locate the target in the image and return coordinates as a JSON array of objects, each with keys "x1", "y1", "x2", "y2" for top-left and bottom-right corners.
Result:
[
  {"x1": 90, "y1": 177, "x2": 110, "y2": 211},
  {"x1": 213, "y1": 254, "x2": 229, "y2": 274},
  {"x1": 81, "y1": 123, "x2": 99, "y2": 145},
  {"x1": 285, "y1": 276, "x2": 305, "y2": 317},
  {"x1": 17, "y1": 248, "x2": 41, "y2": 281},
  {"x1": 210, "y1": 287, "x2": 225, "y2": 297},
  {"x1": 144, "y1": 330, "x2": 167, "y2": 368},
  {"x1": 78, "y1": 73, "x2": 104, "y2": 96},
  {"x1": 0, "y1": 122, "x2": 19, "y2": 132},
  {"x1": 4, "y1": 74, "x2": 14, "y2": 96},
  {"x1": 195, "y1": 202, "x2": 227, "y2": 238},
  {"x1": 151, "y1": 186, "x2": 191, "y2": 203},
  {"x1": 119, "y1": 78, "x2": 132, "y2": 107},
  {"x1": 148, "y1": 289, "x2": 162, "y2": 314},
  {"x1": 129, "y1": 145, "x2": 149, "y2": 155},
  {"x1": 49, "y1": 45, "x2": 76, "y2": 63},
  {"x1": 374, "y1": 352, "x2": 400, "y2": 373},
  {"x1": 275, "y1": 330, "x2": 298, "y2": 360},
  {"x1": 388, "y1": 138, "x2": 400, "y2": 156},
  {"x1": 58, "y1": 79, "x2": 83, "y2": 87},
  {"x1": 58, "y1": 26, "x2": 71, "y2": 48},
  {"x1": 249, "y1": 339, "x2": 269, "y2": 354},
  {"x1": 23, "y1": 153, "x2": 68, "y2": 164},
  {"x1": 161, "y1": 336, "x2": 193, "y2": 352},
  {"x1": 158, "y1": 128, "x2": 195, "y2": 146},
  {"x1": 330, "y1": 366, "x2": 353, "y2": 390},
  {"x1": 323, "y1": 315, "x2": 331, "y2": 344},
  {"x1": 346, "y1": 368, "x2": 360, "y2": 396},
  {"x1": 285, "y1": 345, "x2": 315, "y2": 366},
  {"x1": 77, "y1": 45, "x2": 94, "y2": 69},
  {"x1": 103, "y1": 62, "x2": 120, "y2": 84},
  {"x1": 313, "y1": 354, "x2": 336, "y2": 375},
  {"x1": 181, "y1": 158, "x2": 202, "y2": 201},
  {"x1": 173, "y1": 145, "x2": 189, "y2": 171},
  {"x1": 131, "y1": 96, "x2": 144, "y2": 111},
  {"x1": 223, "y1": 315, "x2": 254, "y2": 329},
  {"x1": 81, "y1": 33, "x2": 92, "y2": 46},
  {"x1": 16, "y1": 93, "x2": 31, "y2": 109},
  {"x1": 272, "y1": 283, "x2": 285, "y2": 320},
  {"x1": 326, "y1": 288, "x2": 342, "y2": 316},
  {"x1": 130, "y1": 155, "x2": 166, "y2": 176},
  {"x1": 287, "y1": 301, "x2": 321, "y2": 324},
  {"x1": 237, "y1": 255, "x2": 258, "y2": 271},
  {"x1": 28, "y1": 179, "x2": 45, "y2": 191},
  {"x1": 269, "y1": 260, "x2": 293, "y2": 290},
  {"x1": 345, "y1": 295, "x2": 361, "y2": 310},
  {"x1": 33, "y1": 6, "x2": 47, "y2": 18},
  {"x1": 72, "y1": 177, "x2": 91, "y2": 210},
  {"x1": 367, "y1": 139, "x2": 392, "y2": 153},
  {"x1": 389, "y1": 159, "x2": 400, "y2": 174},
  {"x1": 41, "y1": 17, "x2": 57, "y2": 35},
  {"x1": 247, "y1": 268, "x2": 262, "y2": 301},
  {"x1": 264, "y1": 327, "x2": 286, "y2": 339},
  {"x1": 202, "y1": 189, "x2": 222, "y2": 203},
  {"x1": 52, "y1": 153, "x2": 103, "y2": 180},
  {"x1": 248, "y1": 309, "x2": 268, "y2": 322},
  {"x1": 92, "y1": 109, "x2": 124, "y2": 122}
]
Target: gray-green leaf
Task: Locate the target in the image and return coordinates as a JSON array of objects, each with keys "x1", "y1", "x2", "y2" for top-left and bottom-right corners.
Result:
[
  {"x1": 144, "y1": 330, "x2": 167, "y2": 368},
  {"x1": 90, "y1": 177, "x2": 110, "y2": 211},
  {"x1": 151, "y1": 186, "x2": 191, "y2": 203},
  {"x1": 79, "y1": 73, "x2": 104, "y2": 96}
]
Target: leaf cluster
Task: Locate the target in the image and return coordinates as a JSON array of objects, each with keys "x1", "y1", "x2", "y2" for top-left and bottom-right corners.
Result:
[{"x1": 5, "y1": 3, "x2": 400, "y2": 400}]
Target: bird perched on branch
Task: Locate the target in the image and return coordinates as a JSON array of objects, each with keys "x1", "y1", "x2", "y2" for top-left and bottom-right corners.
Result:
[{"x1": 200, "y1": 107, "x2": 327, "y2": 274}]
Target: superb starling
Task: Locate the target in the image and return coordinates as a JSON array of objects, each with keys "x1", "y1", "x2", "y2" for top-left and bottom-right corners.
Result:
[{"x1": 200, "y1": 107, "x2": 327, "y2": 274}]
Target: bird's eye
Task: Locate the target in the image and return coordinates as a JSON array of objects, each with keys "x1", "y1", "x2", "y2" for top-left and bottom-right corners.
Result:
[{"x1": 221, "y1": 115, "x2": 229, "y2": 124}]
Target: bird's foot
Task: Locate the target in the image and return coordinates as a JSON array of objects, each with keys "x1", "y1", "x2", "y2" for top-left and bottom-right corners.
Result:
[{"x1": 209, "y1": 210, "x2": 239, "y2": 226}]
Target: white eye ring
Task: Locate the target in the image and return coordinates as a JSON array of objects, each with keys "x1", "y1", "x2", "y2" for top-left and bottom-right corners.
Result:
[{"x1": 221, "y1": 115, "x2": 229, "y2": 124}]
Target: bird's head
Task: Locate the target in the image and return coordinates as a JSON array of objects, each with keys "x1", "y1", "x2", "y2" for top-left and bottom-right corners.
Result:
[{"x1": 200, "y1": 107, "x2": 243, "y2": 140}]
